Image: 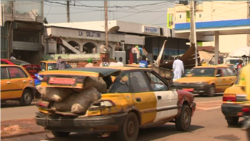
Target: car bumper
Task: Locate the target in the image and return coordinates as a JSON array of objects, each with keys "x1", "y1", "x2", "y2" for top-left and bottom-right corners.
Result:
[
  {"x1": 174, "y1": 83, "x2": 210, "y2": 94},
  {"x1": 35, "y1": 112, "x2": 127, "y2": 133},
  {"x1": 221, "y1": 104, "x2": 243, "y2": 117}
]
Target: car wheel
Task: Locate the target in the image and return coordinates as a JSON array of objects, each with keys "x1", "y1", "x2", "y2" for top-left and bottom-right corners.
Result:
[
  {"x1": 226, "y1": 116, "x2": 239, "y2": 126},
  {"x1": 207, "y1": 85, "x2": 215, "y2": 97},
  {"x1": 175, "y1": 105, "x2": 192, "y2": 131},
  {"x1": 19, "y1": 89, "x2": 33, "y2": 106},
  {"x1": 116, "y1": 112, "x2": 139, "y2": 141},
  {"x1": 52, "y1": 131, "x2": 70, "y2": 137}
]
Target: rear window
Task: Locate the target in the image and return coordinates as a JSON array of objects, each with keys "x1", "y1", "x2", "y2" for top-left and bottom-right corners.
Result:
[{"x1": 9, "y1": 60, "x2": 30, "y2": 65}]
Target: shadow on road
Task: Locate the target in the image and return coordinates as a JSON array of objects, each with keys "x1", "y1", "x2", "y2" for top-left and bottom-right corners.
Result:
[
  {"x1": 1, "y1": 100, "x2": 38, "y2": 108},
  {"x1": 42, "y1": 124, "x2": 204, "y2": 141}
]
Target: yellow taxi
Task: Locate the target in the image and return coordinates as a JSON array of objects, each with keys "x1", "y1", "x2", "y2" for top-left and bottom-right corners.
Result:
[
  {"x1": 221, "y1": 76, "x2": 246, "y2": 126},
  {"x1": 39, "y1": 60, "x2": 72, "y2": 71},
  {"x1": 35, "y1": 67, "x2": 196, "y2": 141},
  {"x1": 173, "y1": 66, "x2": 237, "y2": 97},
  {"x1": 1, "y1": 64, "x2": 36, "y2": 105}
]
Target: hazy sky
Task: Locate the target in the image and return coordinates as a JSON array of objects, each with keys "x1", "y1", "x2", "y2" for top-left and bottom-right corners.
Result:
[{"x1": 44, "y1": 1, "x2": 175, "y2": 27}]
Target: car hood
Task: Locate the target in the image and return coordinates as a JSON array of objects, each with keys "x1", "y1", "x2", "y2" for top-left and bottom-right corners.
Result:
[{"x1": 175, "y1": 77, "x2": 215, "y2": 83}]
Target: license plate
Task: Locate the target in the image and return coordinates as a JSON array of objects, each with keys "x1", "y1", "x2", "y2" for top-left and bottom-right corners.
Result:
[
  {"x1": 49, "y1": 77, "x2": 76, "y2": 85},
  {"x1": 183, "y1": 88, "x2": 194, "y2": 91}
]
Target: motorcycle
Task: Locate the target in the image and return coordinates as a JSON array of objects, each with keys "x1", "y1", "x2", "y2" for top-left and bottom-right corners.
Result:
[
  {"x1": 34, "y1": 73, "x2": 43, "y2": 98},
  {"x1": 242, "y1": 104, "x2": 250, "y2": 140}
]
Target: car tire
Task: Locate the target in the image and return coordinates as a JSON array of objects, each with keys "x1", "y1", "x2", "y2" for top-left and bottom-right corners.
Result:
[
  {"x1": 19, "y1": 89, "x2": 33, "y2": 106},
  {"x1": 207, "y1": 84, "x2": 215, "y2": 97},
  {"x1": 52, "y1": 131, "x2": 70, "y2": 137},
  {"x1": 116, "y1": 112, "x2": 139, "y2": 141},
  {"x1": 175, "y1": 104, "x2": 192, "y2": 131},
  {"x1": 226, "y1": 116, "x2": 239, "y2": 126}
]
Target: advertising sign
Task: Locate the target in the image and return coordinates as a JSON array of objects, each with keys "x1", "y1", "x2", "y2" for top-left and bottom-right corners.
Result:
[{"x1": 142, "y1": 26, "x2": 160, "y2": 35}]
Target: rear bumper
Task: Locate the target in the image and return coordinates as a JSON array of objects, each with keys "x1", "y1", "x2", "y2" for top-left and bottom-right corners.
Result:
[
  {"x1": 221, "y1": 104, "x2": 243, "y2": 117},
  {"x1": 35, "y1": 112, "x2": 127, "y2": 133},
  {"x1": 175, "y1": 83, "x2": 210, "y2": 94}
]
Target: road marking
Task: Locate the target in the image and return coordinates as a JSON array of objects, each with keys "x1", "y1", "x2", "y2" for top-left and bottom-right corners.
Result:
[
  {"x1": 198, "y1": 106, "x2": 221, "y2": 111},
  {"x1": 196, "y1": 100, "x2": 221, "y2": 104}
]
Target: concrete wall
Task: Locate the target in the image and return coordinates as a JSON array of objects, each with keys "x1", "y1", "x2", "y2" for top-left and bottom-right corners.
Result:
[{"x1": 168, "y1": 1, "x2": 250, "y2": 53}]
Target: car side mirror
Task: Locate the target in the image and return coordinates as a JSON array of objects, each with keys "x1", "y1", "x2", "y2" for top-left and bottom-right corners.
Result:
[{"x1": 216, "y1": 74, "x2": 221, "y2": 77}]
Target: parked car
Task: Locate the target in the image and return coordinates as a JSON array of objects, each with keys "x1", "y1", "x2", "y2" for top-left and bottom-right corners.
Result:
[
  {"x1": 39, "y1": 60, "x2": 72, "y2": 71},
  {"x1": 35, "y1": 67, "x2": 196, "y2": 141},
  {"x1": 1, "y1": 64, "x2": 36, "y2": 105},
  {"x1": 221, "y1": 76, "x2": 247, "y2": 126},
  {"x1": 1, "y1": 59, "x2": 41, "y2": 79},
  {"x1": 173, "y1": 66, "x2": 237, "y2": 97}
]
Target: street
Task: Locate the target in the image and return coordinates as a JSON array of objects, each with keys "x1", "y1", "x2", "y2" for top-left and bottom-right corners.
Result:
[{"x1": 1, "y1": 94, "x2": 247, "y2": 141}]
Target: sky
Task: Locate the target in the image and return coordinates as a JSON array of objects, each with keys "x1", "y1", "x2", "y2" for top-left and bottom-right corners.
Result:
[{"x1": 44, "y1": 1, "x2": 176, "y2": 27}]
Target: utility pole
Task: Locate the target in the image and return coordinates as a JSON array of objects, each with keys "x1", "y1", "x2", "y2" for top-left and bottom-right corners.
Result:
[
  {"x1": 190, "y1": 1, "x2": 198, "y2": 66},
  {"x1": 104, "y1": 1, "x2": 109, "y2": 51},
  {"x1": 67, "y1": 1, "x2": 70, "y2": 22}
]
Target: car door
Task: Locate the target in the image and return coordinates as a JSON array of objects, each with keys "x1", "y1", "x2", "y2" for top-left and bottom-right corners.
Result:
[
  {"x1": 8, "y1": 67, "x2": 29, "y2": 99},
  {"x1": 226, "y1": 67, "x2": 237, "y2": 84},
  {"x1": 129, "y1": 71, "x2": 157, "y2": 126},
  {"x1": 215, "y1": 68, "x2": 225, "y2": 92},
  {"x1": 221, "y1": 68, "x2": 231, "y2": 89},
  {"x1": 1, "y1": 67, "x2": 12, "y2": 100},
  {"x1": 144, "y1": 71, "x2": 178, "y2": 123}
]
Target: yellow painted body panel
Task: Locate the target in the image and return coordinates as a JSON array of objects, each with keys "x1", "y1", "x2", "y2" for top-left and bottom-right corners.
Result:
[{"x1": 1, "y1": 65, "x2": 34, "y2": 100}]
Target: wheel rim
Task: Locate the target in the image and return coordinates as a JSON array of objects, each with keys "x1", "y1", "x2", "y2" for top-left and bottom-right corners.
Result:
[
  {"x1": 182, "y1": 109, "x2": 190, "y2": 128},
  {"x1": 126, "y1": 119, "x2": 135, "y2": 137},
  {"x1": 24, "y1": 92, "x2": 31, "y2": 104}
]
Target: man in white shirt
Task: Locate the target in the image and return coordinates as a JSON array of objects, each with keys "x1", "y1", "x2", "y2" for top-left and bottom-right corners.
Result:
[
  {"x1": 173, "y1": 56, "x2": 184, "y2": 81},
  {"x1": 116, "y1": 57, "x2": 124, "y2": 67},
  {"x1": 10, "y1": 53, "x2": 16, "y2": 60}
]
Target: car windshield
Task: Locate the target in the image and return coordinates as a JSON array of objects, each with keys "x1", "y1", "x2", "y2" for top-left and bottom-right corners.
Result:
[
  {"x1": 9, "y1": 60, "x2": 30, "y2": 65},
  {"x1": 188, "y1": 68, "x2": 215, "y2": 77},
  {"x1": 47, "y1": 63, "x2": 72, "y2": 70},
  {"x1": 229, "y1": 60, "x2": 239, "y2": 65}
]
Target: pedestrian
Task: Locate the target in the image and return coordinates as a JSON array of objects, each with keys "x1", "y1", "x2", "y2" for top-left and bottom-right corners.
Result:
[
  {"x1": 139, "y1": 55, "x2": 148, "y2": 68},
  {"x1": 173, "y1": 56, "x2": 184, "y2": 81},
  {"x1": 85, "y1": 58, "x2": 94, "y2": 67},
  {"x1": 10, "y1": 53, "x2": 16, "y2": 60},
  {"x1": 116, "y1": 57, "x2": 124, "y2": 67},
  {"x1": 100, "y1": 58, "x2": 109, "y2": 67},
  {"x1": 56, "y1": 56, "x2": 66, "y2": 70}
]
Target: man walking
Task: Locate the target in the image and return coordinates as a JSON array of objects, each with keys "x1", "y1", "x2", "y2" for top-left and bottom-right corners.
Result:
[
  {"x1": 116, "y1": 57, "x2": 124, "y2": 67},
  {"x1": 173, "y1": 56, "x2": 184, "y2": 81},
  {"x1": 56, "y1": 56, "x2": 66, "y2": 70}
]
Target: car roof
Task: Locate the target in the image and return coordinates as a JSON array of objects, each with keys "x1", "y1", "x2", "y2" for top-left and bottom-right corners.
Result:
[
  {"x1": 194, "y1": 65, "x2": 228, "y2": 69},
  {"x1": 1, "y1": 64, "x2": 20, "y2": 67}
]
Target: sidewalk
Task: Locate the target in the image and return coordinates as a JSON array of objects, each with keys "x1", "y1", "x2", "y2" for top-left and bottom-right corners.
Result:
[{"x1": 1, "y1": 118, "x2": 45, "y2": 139}]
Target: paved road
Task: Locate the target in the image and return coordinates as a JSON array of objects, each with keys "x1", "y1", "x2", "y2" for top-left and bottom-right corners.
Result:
[{"x1": 3, "y1": 94, "x2": 246, "y2": 141}]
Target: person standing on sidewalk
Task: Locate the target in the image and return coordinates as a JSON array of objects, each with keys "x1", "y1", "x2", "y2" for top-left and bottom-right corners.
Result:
[
  {"x1": 56, "y1": 56, "x2": 66, "y2": 70},
  {"x1": 173, "y1": 56, "x2": 184, "y2": 81},
  {"x1": 85, "y1": 58, "x2": 94, "y2": 67},
  {"x1": 10, "y1": 53, "x2": 16, "y2": 60}
]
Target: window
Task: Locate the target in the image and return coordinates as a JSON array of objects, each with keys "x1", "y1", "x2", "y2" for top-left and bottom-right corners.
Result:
[
  {"x1": 179, "y1": 15, "x2": 182, "y2": 18},
  {"x1": 130, "y1": 72, "x2": 150, "y2": 93},
  {"x1": 8, "y1": 67, "x2": 27, "y2": 78},
  {"x1": 1, "y1": 67, "x2": 8, "y2": 79},
  {"x1": 189, "y1": 68, "x2": 215, "y2": 77},
  {"x1": 216, "y1": 69, "x2": 223, "y2": 76},
  {"x1": 146, "y1": 72, "x2": 168, "y2": 91},
  {"x1": 109, "y1": 72, "x2": 130, "y2": 93},
  {"x1": 226, "y1": 68, "x2": 236, "y2": 76},
  {"x1": 199, "y1": 14, "x2": 202, "y2": 18},
  {"x1": 221, "y1": 68, "x2": 229, "y2": 76}
]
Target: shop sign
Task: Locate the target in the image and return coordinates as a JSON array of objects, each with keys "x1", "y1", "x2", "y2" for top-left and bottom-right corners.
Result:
[
  {"x1": 86, "y1": 31, "x2": 101, "y2": 38},
  {"x1": 142, "y1": 26, "x2": 160, "y2": 35}
]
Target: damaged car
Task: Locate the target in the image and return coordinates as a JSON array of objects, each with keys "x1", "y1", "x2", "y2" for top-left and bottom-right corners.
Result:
[{"x1": 35, "y1": 67, "x2": 196, "y2": 141}]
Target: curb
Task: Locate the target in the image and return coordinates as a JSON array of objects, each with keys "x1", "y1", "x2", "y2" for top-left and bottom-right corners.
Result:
[{"x1": 1, "y1": 130, "x2": 45, "y2": 139}]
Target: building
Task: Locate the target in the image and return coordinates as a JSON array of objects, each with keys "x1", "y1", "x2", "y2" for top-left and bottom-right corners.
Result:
[
  {"x1": 43, "y1": 20, "x2": 191, "y2": 64},
  {"x1": 1, "y1": 1, "x2": 44, "y2": 63},
  {"x1": 167, "y1": 1, "x2": 250, "y2": 54}
]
